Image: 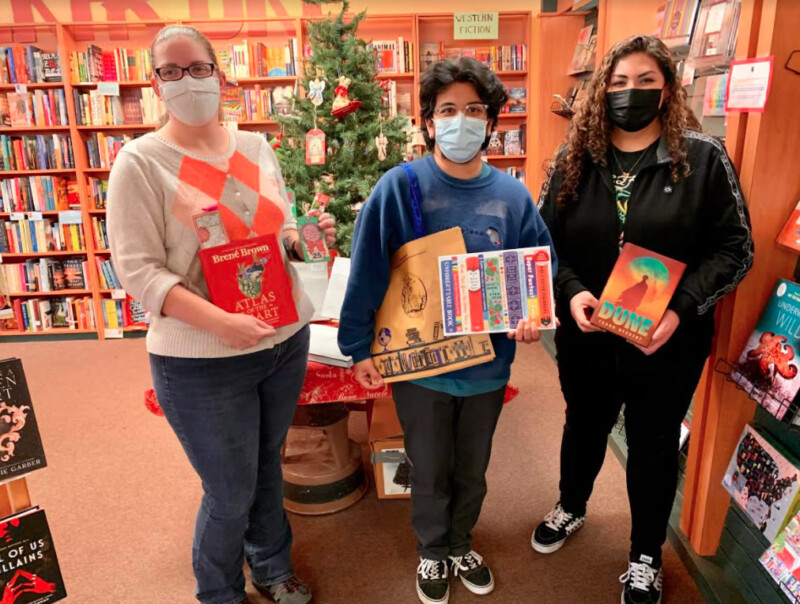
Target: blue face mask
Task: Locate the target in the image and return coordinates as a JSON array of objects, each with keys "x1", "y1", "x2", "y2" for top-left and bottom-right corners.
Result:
[{"x1": 433, "y1": 114, "x2": 488, "y2": 163}]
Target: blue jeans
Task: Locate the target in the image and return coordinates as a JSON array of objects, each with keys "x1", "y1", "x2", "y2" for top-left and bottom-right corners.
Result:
[{"x1": 150, "y1": 325, "x2": 310, "y2": 604}]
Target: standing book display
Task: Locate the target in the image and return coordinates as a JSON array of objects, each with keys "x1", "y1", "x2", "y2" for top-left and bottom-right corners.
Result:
[{"x1": 0, "y1": 358, "x2": 66, "y2": 602}]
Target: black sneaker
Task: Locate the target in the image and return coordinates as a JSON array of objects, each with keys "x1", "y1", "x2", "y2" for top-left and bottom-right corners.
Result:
[
  {"x1": 531, "y1": 501, "x2": 586, "y2": 554},
  {"x1": 416, "y1": 557, "x2": 449, "y2": 604},
  {"x1": 448, "y1": 550, "x2": 494, "y2": 595},
  {"x1": 620, "y1": 555, "x2": 663, "y2": 604}
]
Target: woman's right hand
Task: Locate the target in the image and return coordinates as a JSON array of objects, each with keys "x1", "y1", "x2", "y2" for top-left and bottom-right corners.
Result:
[
  {"x1": 569, "y1": 291, "x2": 603, "y2": 333},
  {"x1": 215, "y1": 313, "x2": 276, "y2": 350},
  {"x1": 353, "y1": 358, "x2": 385, "y2": 390}
]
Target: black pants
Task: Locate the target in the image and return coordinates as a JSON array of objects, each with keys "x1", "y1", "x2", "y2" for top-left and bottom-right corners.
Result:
[
  {"x1": 555, "y1": 320, "x2": 712, "y2": 562},
  {"x1": 392, "y1": 382, "x2": 505, "y2": 560}
]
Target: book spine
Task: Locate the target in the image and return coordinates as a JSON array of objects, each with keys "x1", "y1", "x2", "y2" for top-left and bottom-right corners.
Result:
[
  {"x1": 523, "y1": 253, "x2": 538, "y2": 324},
  {"x1": 441, "y1": 259, "x2": 456, "y2": 335},
  {"x1": 535, "y1": 252, "x2": 553, "y2": 328},
  {"x1": 451, "y1": 257, "x2": 462, "y2": 332},
  {"x1": 503, "y1": 251, "x2": 524, "y2": 329},
  {"x1": 466, "y1": 256, "x2": 484, "y2": 333}
]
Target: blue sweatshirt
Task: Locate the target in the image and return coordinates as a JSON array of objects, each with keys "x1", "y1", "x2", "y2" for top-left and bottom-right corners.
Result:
[{"x1": 338, "y1": 155, "x2": 556, "y2": 391}]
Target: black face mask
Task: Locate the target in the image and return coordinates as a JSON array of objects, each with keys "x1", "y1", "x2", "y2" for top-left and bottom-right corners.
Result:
[{"x1": 605, "y1": 88, "x2": 664, "y2": 132}]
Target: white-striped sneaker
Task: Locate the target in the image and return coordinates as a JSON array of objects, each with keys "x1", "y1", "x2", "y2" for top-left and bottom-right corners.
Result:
[{"x1": 531, "y1": 501, "x2": 586, "y2": 554}]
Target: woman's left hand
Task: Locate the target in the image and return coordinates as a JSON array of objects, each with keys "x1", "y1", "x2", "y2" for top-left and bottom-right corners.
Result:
[
  {"x1": 633, "y1": 310, "x2": 680, "y2": 356},
  {"x1": 507, "y1": 319, "x2": 542, "y2": 344},
  {"x1": 319, "y1": 212, "x2": 337, "y2": 248}
]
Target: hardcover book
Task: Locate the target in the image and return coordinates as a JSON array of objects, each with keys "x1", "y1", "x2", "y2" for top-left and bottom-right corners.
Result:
[
  {"x1": 503, "y1": 129, "x2": 521, "y2": 156},
  {"x1": 0, "y1": 358, "x2": 47, "y2": 481},
  {"x1": 777, "y1": 200, "x2": 800, "y2": 254},
  {"x1": 0, "y1": 507, "x2": 66, "y2": 603},
  {"x1": 486, "y1": 131, "x2": 504, "y2": 156},
  {"x1": 590, "y1": 243, "x2": 686, "y2": 346},
  {"x1": 507, "y1": 88, "x2": 527, "y2": 113},
  {"x1": 722, "y1": 424, "x2": 800, "y2": 542},
  {"x1": 731, "y1": 279, "x2": 800, "y2": 421},
  {"x1": 198, "y1": 233, "x2": 298, "y2": 329},
  {"x1": 438, "y1": 247, "x2": 555, "y2": 336},
  {"x1": 40, "y1": 53, "x2": 61, "y2": 83}
]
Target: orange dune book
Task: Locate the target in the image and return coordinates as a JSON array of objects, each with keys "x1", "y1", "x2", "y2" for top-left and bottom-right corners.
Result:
[
  {"x1": 590, "y1": 243, "x2": 687, "y2": 346},
  {"x1": 777, "y1": 200, "x2": 800, "y2": 254}
]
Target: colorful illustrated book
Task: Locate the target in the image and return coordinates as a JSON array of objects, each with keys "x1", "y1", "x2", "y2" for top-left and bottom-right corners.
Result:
[
  {"x1": 777, "y1": 201, "x2": 800, "y2": 254},
  {"x1": 568, "y1": 25, "x2": 594, "y2": 75},
  {"x1": 0, "y1": 358, "x2": 46, "y2": 481},
  {"x1": 438, "y1": 247, "x2": 555, "y2": 336},
  {"x1": 659, "y1": 0, "x2": 701, "y2": 42},
  {"x1": 296, "y1": 214, "x2": 330, "y2": 263},
  {"x1": 590, "y1": 243, "x2": 686, "y2": 346},
  {"x1": 722, "y1": 424, "x2": 800, "y2": 542},
  {"x1": 760, "y1": 511, "x2": 800, "y2": 601},
  {"x1": 0, "y1": 507, "x2": 66, "y2": 603},
  {"x1": 507, "y1": 87, "x2": 527, "y2": 113},
  {"x1": 192, "y1": 210, "x2": 229, "y2": 250},
  {"x1": 486, "y1": 131, "x2": 504, "y2": 156},
  {"x1": 198, "y1": 233, "x2": 298, "y2": 329},
  {"x1": 731, "y1": 279, "x2": 800, "y2": 421}
]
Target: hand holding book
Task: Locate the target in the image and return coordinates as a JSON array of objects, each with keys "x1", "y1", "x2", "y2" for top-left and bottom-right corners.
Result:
[{"x1": 631, "y1": 309, "x2": 680, "y2": 356}]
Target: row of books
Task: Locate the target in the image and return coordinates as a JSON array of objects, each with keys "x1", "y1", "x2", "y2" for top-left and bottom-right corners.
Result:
[
  {"x1": 368, "y1": 38, "x2": 415, "y2": 74},
  {"x1": 73, "y1": 88, "x2": 160, "y2": 126},
  {"x1": 502, "y1": 87, "x2": 526, "y2": 114},
  {"x1": 85, "y1": 132, "x2": 137, "y2": 169},
  {"x1": 502, "y1": 166, "x2": 526, "y2": 186},
  {"x1": 0, "y1": 175, "x2": 75, "y2": 213},
  {"x1": 0, "y1": 45, "x2": 62, "y2": 84},
  {"x1": 380, "y1": 80, "x2": 412, "y2": 118},
  {"x1": 69, "y1": 45, "x2": 151, "y2": 83},
  {"x1": 0, "y1": 134, "x2": 74, "y2": 172},
  {"x1": 420, "y1": 43, "x2": 528, "y2": 73},
  {"x1": 9, "y1": 294, "x2": 95, "y2": 332},
  {"x1": 91, "y1": 216, "x2": 109, "y2": 250},
  {"x1": 2, "y1": 257, "x2": 88, "y2": 293},
  {"x1": 88, "y1": 177, "x2": 108, "y2": 210},
  {"x1": 222, "y1": 85, "x2": 292, "y2": 122},
  {"x1": 0, "y1": 89, "x2": 69, "y2": 128},
  {"x1": 485, "y1": 127, "x2": 525, "y2": 156},
  {"x1": 1, "y1": 214, "x2": 86, "y2": 254},
  {"x1": 216, "y1": 39, "x2": 300, "y2": 79},
  {"x1": 96, "y1": 257, "x2": 122, "y2": 290}
]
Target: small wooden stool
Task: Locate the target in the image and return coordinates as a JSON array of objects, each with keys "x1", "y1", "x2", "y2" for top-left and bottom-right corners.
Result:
[{"x1": 281, "y1": 403, "x2": 367, "y2": 515}]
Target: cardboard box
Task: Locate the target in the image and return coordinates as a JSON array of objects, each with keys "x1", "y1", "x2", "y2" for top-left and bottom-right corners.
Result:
[{"x1": 369, "y1": 397, "x2": 411, "y2": 499}]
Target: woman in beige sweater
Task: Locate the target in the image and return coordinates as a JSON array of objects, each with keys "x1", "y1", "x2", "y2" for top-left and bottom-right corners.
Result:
[{"x1": 107, "y1": 25, "x2": 334, "y2": 604}]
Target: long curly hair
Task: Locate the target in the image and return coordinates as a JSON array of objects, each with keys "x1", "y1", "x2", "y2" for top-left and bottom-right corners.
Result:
[{"x1": 552, "y1": 35, "x2": 701, "y2": 205}]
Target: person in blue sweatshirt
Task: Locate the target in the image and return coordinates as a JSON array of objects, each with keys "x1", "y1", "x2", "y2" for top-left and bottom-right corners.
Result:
[{"x1": 338, "y1": 57, "x2": 555, "y2": 604}]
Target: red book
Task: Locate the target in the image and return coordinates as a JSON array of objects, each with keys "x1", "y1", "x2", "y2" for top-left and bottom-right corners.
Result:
[
  {"x1": 590, "y1": 243, "x2": 686, "y2": 346},
  {"x1": 198, "y1": 233, "x2": 299, "y2": 328},
  {"x1": 466, "y1": 256, "x2": 484, "y2": 332},
  {"x1": 777, "y1": 200, "x2": 800, "y2": 254}
]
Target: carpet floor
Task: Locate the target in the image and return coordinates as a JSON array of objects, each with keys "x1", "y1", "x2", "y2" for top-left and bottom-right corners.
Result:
[{"x1": 1, "y1": 338, "x2": 705, "y2": 603}]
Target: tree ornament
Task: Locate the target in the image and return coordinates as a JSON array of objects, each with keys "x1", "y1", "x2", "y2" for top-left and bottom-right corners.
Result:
[
  {"x1": 269, "y1": 132, "x2": 284, "y2": 150},
  {"x1": 331, "y1": 76, "x2": 362, "y2": 118},
  {"x1": 305, "y1": 129, "x2": 326, "y2": 165},
  {"x1": 308, "y1": 78, "x2": 326, "y2": 107}
]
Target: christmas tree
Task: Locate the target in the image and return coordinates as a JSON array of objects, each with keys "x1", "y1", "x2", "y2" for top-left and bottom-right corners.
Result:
[{"x1": 275, "y1": 0, "x2": 411, "y2": 256}]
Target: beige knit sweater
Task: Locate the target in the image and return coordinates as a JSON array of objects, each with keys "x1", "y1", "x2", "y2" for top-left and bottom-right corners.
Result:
[{"x1": 107, "y1": 129, "x2": 313, "y2": 358}]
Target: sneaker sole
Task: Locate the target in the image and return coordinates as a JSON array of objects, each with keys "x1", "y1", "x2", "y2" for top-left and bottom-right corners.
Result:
[
  {"x1": 416, "y1": 583, "x2": 449, "y2": 604},
  {"x1": 459, "y1": 574, "x2": 495, "y2": 596},
  {"x1": 620, "y1": 590, "x2": 661, "y2": 604},
  {"x1": 531, "y1": 533, "x2": 566, "y2": 554}
]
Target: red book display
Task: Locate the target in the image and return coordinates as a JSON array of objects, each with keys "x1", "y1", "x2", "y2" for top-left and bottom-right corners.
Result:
[{"x1": 198, "y1": 233, "x2": 298, "y2": 328}]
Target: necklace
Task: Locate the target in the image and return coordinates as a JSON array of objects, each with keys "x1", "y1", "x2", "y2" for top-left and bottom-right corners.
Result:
[{"x1": 611, "y1": 144, "x2": 653, "y2": 180}]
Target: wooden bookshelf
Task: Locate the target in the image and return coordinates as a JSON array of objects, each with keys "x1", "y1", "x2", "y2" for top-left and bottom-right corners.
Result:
[{"x1": 1, "y1": 13, "x2": 533, "y2": 340}]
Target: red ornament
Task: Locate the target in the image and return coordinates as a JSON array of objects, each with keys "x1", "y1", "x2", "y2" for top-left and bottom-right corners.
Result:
[{"x1": 331, "y1": 76, "x2": 362, "y2": 119}]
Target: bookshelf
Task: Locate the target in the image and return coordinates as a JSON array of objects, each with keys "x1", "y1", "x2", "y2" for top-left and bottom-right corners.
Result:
[{"x1": 0, "y1": 12, "x2": 532, "y2": 341}]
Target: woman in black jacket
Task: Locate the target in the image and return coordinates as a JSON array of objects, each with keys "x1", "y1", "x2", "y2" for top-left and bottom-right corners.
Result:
[{"x1": 532, "y1": 35, "x2": 753, "y2": 604}]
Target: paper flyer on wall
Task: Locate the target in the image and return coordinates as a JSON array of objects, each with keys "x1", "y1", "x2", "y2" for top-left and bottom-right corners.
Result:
[{"x1": 437, "y1": 247, "x2": 555, "y2": 336}]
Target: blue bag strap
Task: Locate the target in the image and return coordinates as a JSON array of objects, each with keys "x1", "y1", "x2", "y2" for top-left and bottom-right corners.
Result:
[{"x1": 401, "y1": 162, "x2": 425, "y2": 239}]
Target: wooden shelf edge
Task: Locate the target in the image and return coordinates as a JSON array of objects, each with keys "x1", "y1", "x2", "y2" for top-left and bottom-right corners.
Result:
[
  {"x1": 7, "y1": 290, "x2": 92, "y2": 297},
  {"x1": 0, "y1": 328, "x2": 97, "y2": 337},
  {"x1": 0, "y1": 82, "x2": 64, "y2": 91},
  {"x1": 0, "y1": 251, "x2": 88, "y2": 258},
  {"x1": 0, "y1": 169, "x2": 76, "y2": 176},
  {"x1": 0, "y1": 126, "x2": 70, "y2": 133}
]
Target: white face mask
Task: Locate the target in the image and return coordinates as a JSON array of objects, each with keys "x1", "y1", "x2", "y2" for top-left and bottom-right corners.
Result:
[{"x1": 159, "y1": 76, "x2": 220, "y2": 126}]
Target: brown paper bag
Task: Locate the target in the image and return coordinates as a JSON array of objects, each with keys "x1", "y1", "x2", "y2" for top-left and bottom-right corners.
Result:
[{"x1": 370, "y1": 227, "x2": 495, "y2": 383}]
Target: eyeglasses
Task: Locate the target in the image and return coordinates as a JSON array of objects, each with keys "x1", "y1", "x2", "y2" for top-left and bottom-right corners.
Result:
[
  {"x1": 433, "y1": 103, "x2": 489, "y2": 119},
  {"x1": 155, "y1": 63, "x2": 216, "y2": 82}
]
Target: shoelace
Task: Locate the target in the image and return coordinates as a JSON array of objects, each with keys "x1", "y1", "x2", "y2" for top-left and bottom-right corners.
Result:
[
  {"x1": 449, "y1": 551, "x2": 483, "y2": 577},
  {"x1": 619, "y1": 561, "x2": 657, "y2": 592},
  {"x1": 418, "y1": 558, "x2": 448, "y2": 581},
  {"x1": 544, "y1": 503, "x2": 574, "y2": 531}
]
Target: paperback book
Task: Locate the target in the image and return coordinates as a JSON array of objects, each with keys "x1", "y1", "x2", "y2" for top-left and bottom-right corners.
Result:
[
  {"x1": 0, "y1": 508, "x2": 66, "y2": 603},
  {"x1": 198, "y1": 233, "x2": 298, "y2": 329},
  {"x1": 731, "y1": 279, "x2": 800, "y2": 422},
  {"x1": 0, "y1": 358, "x2": 46, "y2": 482},
  {"x1": 761, "y1": 511, "x2": 800, "y2": 601},
  {"x1": 438, "y1": 247, "x2": 555, "y2": 336},
  {"x1": 777, "y1": 200, "x2": 800, "y2": 254},
  {"x1": 590, "y1": 243, "x2": 686, "y2": 346},
  {"x1": 723, "y1": 424, "x2": 800, "y2": 542}
]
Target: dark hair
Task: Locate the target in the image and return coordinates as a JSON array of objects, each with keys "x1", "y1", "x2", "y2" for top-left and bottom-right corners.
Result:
[
  {"x1": 420, "y1": 57, "x2": 509, "y2": 151},
  {"x1": 551, "y1": 34, "x2": 701, "y2": 205}
]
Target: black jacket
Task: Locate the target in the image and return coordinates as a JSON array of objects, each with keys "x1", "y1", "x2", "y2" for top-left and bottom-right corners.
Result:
[{"x1": 538, "y1": 130, "x2": 754, "y2": 333}]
